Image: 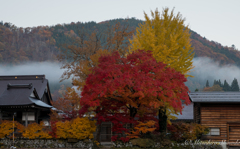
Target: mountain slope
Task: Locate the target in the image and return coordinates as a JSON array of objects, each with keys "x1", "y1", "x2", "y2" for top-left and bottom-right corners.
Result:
[{"x1": 0, "y1": 18, "x2": 239, "y2": 66}]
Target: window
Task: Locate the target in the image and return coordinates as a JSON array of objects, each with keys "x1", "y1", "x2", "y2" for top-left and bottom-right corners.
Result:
[
  {"x1": 207, "y1": 128, "x2": 220, "y2": 136},
  {"x1": 22, "y1": 112, "x2": 35, "y2": 121}
]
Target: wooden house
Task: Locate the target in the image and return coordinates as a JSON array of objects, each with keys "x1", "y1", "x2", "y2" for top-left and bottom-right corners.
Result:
[
  {"x1": 0, "y1": 75, "x2": 53, "y2": 126},
  {"x1": 189, "y1": 92, "x2": 240, "y2": 142}
]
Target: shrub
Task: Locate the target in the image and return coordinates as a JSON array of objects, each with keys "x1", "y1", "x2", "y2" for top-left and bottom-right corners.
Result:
[
  {"x1": 0, "y1": 120, "x2": 16, "y2": 138},
  {"x1": 17, "y1": 122, "x2": 52, "y2": 139},
  {"x1": 56, "y1": 117, "x2": 96, "y2": 139},
  {"x1": 127, "y1": 120, "x2": 156, "y2": 139},
  {"x1": 167, "y1": 122, "x2": 209, "y2": 142}
]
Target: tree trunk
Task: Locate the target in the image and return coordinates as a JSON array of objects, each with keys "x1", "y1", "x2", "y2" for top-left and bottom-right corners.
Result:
[
  {"x1": 129, "y1": 107, "x2": 137, "y2": 129},
  {"x1": 158, "y1": 109, "x2": 167, "y2": 133}
]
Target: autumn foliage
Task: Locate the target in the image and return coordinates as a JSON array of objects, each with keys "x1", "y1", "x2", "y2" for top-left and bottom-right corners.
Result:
[
  {"x1": 51, "y1": 86, "x2": 81, "y2": 121},
  {"x1": 17, "y1": 122, "x2": 52, "y2": 139},
  {"x1": 55, "y1": 117, "x2": 96, "y2": 140},
  {"x1": 0, "y1": 121, "x2": 51, "y2": 139},
  {"x1": 0, "y1": 120, "x2": 19, "y2": 138},
  {"x1": 0, "y1": 118, "x2": 96, "y2": 140},
  {"x1": 81, "y1": 50, "x2": 189, "y2": 113},
  {"x1": 80, "y1": 50, "x2": 190, "y2": 141},
  {"x1": 129, "y1": 8, "x2": 194, "y2": 77},
  {"x1": 127, "y1": 120, "x2": 156, "y2": 139},
  {"x1": 167, "y1": 122, "x2": 209, "y2": 142}
]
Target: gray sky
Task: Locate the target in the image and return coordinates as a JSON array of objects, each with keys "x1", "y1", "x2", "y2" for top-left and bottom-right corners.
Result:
[{"x1": 1, "y1": 0, "x2": 240, "y2": 49}]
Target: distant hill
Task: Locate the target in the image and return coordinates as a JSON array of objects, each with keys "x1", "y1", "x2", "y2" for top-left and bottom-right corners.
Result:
[
  {"x1": 0, "y1": 18, "x2": 239, "y2": 66},
  {"x1": 190, "y1": 30, "x2": 240, "y2": 65},
  {"x1": 1, "y1": 18, "x2": 240, "y2": 94}
]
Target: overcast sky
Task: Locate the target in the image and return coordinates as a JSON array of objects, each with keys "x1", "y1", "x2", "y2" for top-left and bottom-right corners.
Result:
[{"x1": 1, "y1": 0, "x2": 240, "y2": 49}]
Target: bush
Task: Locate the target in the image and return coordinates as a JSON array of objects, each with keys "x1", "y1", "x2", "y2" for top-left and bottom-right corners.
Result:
[
  {"x1": 167, "y1": 122, "x2": 209, "y2": 142},
  {"x1": 0, "y1": 120, "x2": 22, "y2": 138},
  {"x1": 17, "y1": 122, "x2": 52, "y2": 139},
  {"x1": 130, "y1": 138, "x2": 155, "y2": 148},
  {"x1": 55, "y1": 117, "x2": 96, "y2": 139}
]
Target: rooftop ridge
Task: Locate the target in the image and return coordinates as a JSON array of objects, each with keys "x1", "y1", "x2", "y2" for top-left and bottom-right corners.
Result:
[
  {"x1": 189, "y1": 92, "x2": 240, "y2": 94},
  {"x1": 189, "y1": 92, "x2": 240, "y2": 103},
  {"x1": 7, "y1": 83, "x2": 33, "y2": 89},
  {"x1": 0, "y1": 75, "x2": 45, "y2": 80}
]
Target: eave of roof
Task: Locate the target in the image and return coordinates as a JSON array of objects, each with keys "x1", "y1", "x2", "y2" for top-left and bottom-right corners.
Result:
[
  {"x1": 29, "y1": 97, "x2": 52, "y2": 109},
  {"x1": 189, "y1": 92, "x2": 240, "y2": 103}
]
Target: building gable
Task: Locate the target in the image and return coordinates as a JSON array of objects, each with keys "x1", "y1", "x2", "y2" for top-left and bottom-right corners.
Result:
[{"x1": 0, "y1": 75, "x2": 52, "y2": 108}]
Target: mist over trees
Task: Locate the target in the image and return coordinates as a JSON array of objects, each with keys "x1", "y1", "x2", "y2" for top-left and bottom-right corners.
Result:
[
  {"x1": 202, "y1": 78, "x2": 239, "y2": 92},
  {"x1": 186, "y1": 57, "x2": 240, "y2": 92},
  {"x1": 0, "y1": 62, "x2": 72, "y2": 100}
]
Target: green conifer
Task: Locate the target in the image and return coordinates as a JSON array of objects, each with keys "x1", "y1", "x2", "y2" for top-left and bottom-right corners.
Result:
[
  {"x1": 223, "y1": 80, "x2": 231, "y2": 91},
  {"x1": 213, "y1": 80, "x2": 217, "y2": 86},
  {"x1": 219, "y1": 79, "x2": 223, "y2": 87},
  {"x1": 206, "y1": 80, "x2": 209, "y2": 87},
  {"x1": 231, "y1": 78, "x2": 239, "y2": 91}
]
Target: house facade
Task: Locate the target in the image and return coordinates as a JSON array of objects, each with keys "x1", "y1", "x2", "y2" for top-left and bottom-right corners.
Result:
[
  {"x1": 189, "y1": 92, "x2": 240, "y2": 143},
  {"x1": 0, "y1": 75, "x2": 53, "y2": 126}
]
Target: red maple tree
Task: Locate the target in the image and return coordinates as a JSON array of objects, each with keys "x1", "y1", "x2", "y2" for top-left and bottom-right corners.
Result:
[{"x1": 80, "y1": 50, "x2": 190, "y2": 140}]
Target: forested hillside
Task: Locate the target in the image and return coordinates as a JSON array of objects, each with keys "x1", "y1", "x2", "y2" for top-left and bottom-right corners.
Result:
[
  {"x1": 0, "y1": 18, "x2": 239, "y2": 66},
  {"x1": 1, "y1": 18, "x2": 240, "y2": 94},
  {"x1": 191, "y1": 30, "x2": 240, "y2": 65}
]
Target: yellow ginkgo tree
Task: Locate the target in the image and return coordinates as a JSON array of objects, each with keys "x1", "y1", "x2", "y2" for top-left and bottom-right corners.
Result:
[
  {"x1": 129, "y1": 8, "x2": 194, "y2": 133},
  {"x1": 129, "y1": 8, "x2": 194, "y2": 77}
]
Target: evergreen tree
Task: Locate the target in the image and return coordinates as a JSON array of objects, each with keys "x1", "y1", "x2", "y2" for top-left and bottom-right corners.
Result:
[
  {"x1": 206, "y1": 80, "x2": 209, "y2": 87},
  {"x1": 223, "y1": 80, "x2": 231, "y2": 91},
  {"x1": 216, "y1": 80, "x2": 219, "y2": 86},
  {"x1": 213, "y1": 80, "x2": 217, "y2": 86},
  {"x1": 231, "y1": 78, "x2": 239, "y2": 91},
  {"x1": 213, "y1": 79, "x2": 223, "y2": 87},
  {"x1": 219, "y1": 79, "x2": 223, "y2": 87}
]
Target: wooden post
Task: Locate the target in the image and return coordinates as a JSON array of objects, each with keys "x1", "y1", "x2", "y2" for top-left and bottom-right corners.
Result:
[
  {"x1": 36, "y1": 110, "x2": 39, "y2": 123},
  {"x1": 111, "y1": 123, "x2": 112, "y2": 143},
  {"x1": 25, "y1": 112, "x2": 28, "y2": 126},
  {"x1": 13, "y1": 114, "x2": 14, "y2": 146}
]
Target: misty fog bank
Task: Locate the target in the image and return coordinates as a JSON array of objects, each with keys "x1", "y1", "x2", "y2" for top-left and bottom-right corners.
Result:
[
  {"x1": 0, "y1": 62, "x2": 72, "y2": 93},
  {"x1": 187, "y1": 57, "x2": 240, "y2": 91},
  {"x1": 1, "y1": 58, "x2": 240, "y2": 93}
]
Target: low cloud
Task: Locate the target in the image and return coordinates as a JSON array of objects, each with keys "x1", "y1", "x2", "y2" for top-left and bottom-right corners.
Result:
[
  {"x1": 187, "y1": 57, "x2": 240, "y2": 91},
  {"x1": 0, "y1": 62, "x2": 66, "y2": 83},
  {"x1": 1, "y1": 58, "x2": 240, "y2": 92}
]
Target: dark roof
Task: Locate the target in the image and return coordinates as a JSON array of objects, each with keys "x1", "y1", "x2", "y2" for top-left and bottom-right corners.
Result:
[
  {"x1": 0, "y1": 75, "x2": 52, "y2": 108},
  {"x1": 172, "y1": 103, "x2": 193, "y2": 120},
  {"x1": 189, "y1": 92, "x2": 240, "y2": 103},
  {"x1": 0, "y1": 87, "x2": 34, "y2": 105},
  {"x1": 0, "y1": 75, "x2": 47, "y2": 97}
]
